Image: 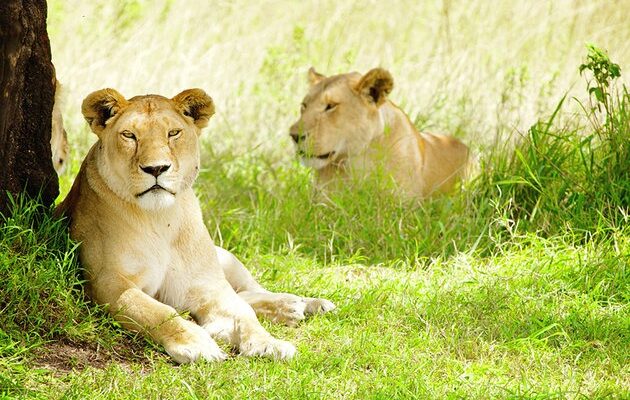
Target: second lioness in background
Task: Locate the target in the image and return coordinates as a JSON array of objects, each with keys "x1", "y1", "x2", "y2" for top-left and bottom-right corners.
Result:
[{"x1": 290, "y1": 67, "x2": 470, "y2": 199}]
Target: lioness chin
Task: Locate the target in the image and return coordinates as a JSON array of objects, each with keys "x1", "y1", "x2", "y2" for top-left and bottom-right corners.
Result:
[
  {"x1": 55, "y1": 88, "x2": 334, "y2": 363},
  {"x1": 290, "y1": 67, "x2": 470, "y2": 198}
]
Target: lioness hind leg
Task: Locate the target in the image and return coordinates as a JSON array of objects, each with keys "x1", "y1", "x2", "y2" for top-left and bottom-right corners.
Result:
[
  {"x1": 215, "y1": 246, "x2": 336, "y2": 326},
  {"x1": 237, "y1": 291, "x2": 336, "y2": 327}
]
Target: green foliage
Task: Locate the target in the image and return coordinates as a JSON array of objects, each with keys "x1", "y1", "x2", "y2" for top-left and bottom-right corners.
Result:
[
  {"x1": 0, "y1": 196, "x2": 90, "y2": 340},
  {"x1": 0, "y1": 196, "x2": 120, "y2": 397},
  {"x1": 197, "y1": 146, "x2": 493, "y2": 264},
  {"x1": 479, "y1": 46, "x2": 629, "y2": 238},
  {"x1": 579, "y1": 44, "x2": 621, "y2": 107}
]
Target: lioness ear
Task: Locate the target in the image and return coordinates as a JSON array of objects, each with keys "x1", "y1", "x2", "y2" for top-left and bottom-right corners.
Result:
[
  {"x1": 81, "y1": 88, "x2": 128, "y2": 135},
  {"x1": 172, "y1": 89, "x2": 215, "y2": 129},
  {"x1": 307, "y1": 67, "x2": 326, "y2": 86},
  {"x1": 355, "y1": 68, "x2": 394, "y2": 106}
]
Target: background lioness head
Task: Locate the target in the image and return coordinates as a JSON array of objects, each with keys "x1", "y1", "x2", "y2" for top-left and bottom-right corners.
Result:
[
  {"x1": 82, "y1": 88, "x2": 214, "y2": 210},
  {"x1": 289, "y1": 67, "x2": 394, "y2": 170}
]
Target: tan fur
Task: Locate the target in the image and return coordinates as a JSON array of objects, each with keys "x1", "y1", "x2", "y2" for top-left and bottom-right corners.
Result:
[
  {"x1": 55, "y1": 88, "x2": 334, "y2": 363},
  {"x1": 51, "y1": 74, "x2": 69, "y2": 175},
  {"x1": 290, "y1": 67, "x2": 470, "y2": 198}
]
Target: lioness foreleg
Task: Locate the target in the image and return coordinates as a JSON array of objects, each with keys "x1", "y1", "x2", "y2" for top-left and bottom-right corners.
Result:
[
  {"x1": 215, "y1": 246, "x2": 336, "y2": 327},
  {"x1": 94, "y1": 280, "x2": 226, "y2": 364}
]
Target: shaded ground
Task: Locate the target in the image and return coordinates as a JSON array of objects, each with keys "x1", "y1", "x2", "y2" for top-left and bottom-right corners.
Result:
[{"x1": 32, "y1": 338, "x2": 153, "y2": 375}]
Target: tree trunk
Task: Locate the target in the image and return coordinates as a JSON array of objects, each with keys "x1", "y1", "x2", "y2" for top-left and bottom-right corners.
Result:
[{"x1": 0, "y1": 0, "x2": 58, "y2": 217}]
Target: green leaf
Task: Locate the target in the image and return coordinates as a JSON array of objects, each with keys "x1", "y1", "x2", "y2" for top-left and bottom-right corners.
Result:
[
  {"x1": 590, "y1": 87, "x2": 604, "y2": 102},
  {"x1": 610, "y1": 63, "x2": 621, "y2": 78}
]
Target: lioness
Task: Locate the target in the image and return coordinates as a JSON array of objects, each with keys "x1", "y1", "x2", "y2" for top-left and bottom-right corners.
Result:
[
  {"x1": 55, "y1": 88, "x2": 334, "y2": 363},
  {"x1": 51, "y1": 77, "x2": 69, "y2": 175},
  {"x1": 290, "y1": 67, "x2": 470, "y2": 198}
]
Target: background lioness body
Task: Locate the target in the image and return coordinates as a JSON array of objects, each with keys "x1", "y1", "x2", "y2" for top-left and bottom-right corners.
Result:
[
  {"x1": 56, "y1": 88, "x2": 333, "y2": 363},
  {"x1": 51, "y1": 76, "x2": 69, "y2": 175},
  {"x1": 290, "y1": 68, "x2": 470, "y2": 198}
]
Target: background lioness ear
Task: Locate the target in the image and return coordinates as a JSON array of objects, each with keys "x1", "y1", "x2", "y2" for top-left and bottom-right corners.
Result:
[
  {"x1": 355, "y1": 68, "x2": 394, "y2": 106},
  {"x1": 307, "y1": 67, "x2": 326, "y2": 86},
  {"x1": 81, "y1": 88, "x2": 128, "y2": 135},
  {"x1": 172, "y1": 89, "x2": 215, "y2": 129}
]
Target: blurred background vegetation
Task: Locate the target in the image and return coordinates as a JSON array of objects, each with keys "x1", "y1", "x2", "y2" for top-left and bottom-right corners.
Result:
[
  {"x1": 48, "y1": 0, "x2": 630, "y2": 264},
  {"x1": 49, "y1": 0, "x2": 629, "y2": 156}
]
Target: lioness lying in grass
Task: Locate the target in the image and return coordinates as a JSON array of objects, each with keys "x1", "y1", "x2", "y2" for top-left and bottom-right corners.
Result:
[
  {"x1": 290, "y1": 67, "x2": 470, "y2": 198},
  {"x1": 55, "y1": 88, "x2": 334, "y2": 363}
]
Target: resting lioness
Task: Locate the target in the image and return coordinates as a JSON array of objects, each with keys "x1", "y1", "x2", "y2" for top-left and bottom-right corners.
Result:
[
  {"x1": 51, "y1": 76, "x2": 69, "y2": 175},
  {"x1": 290, "y1": 67, "x2": 470, "y2": 198},
  {"x1": 55, "y1": 88, "x2": 334, "y2": 363}
]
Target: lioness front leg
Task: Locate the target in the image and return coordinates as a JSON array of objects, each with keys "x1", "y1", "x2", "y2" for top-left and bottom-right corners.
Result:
[
  {"x1": 215, "y1": 246, "x2": 336, "y2": 326},
  {"x1": 189, "y1": 281, "x2": 296, "y2": 360},
  {"x1": 94, "y1": 280, "x2": 226, "y2": 364}
]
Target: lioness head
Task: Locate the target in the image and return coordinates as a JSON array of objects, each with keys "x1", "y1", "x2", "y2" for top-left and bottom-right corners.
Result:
[
  {"x1": 289, "y1": 67, "x2": 393, "y2": 169},
  {"x1": 82, "y1": 88, "x2": 214, "y2": 210}
]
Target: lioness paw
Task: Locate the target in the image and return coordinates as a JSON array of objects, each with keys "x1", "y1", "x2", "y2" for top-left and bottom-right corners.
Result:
[
  {"x1": 240, "y1": 335, "x2": 296, "y2": 360},
  {"x1": 304, "y1": 297, "x2": 336, "y2": 315},
  {"x1": 244, "y1": 292, "x2": 336, "y2": 327},
  {"x1": 163, "y1": 323, "x2": 227, "y2": 364},
  {"x1": 204, "y1": 316, "x2": 238, "y2": 344},
  {"x1": 267, "y1": 294, "x2": 307, "y2": 327},
  {"x1": 166, "y1": 340, "x2": 227, "y2": 364}
]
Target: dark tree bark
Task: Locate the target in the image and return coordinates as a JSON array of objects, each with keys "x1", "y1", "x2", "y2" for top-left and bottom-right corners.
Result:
[{"x1": 0, "y1": 0, "x2": 58, "y2": 217}]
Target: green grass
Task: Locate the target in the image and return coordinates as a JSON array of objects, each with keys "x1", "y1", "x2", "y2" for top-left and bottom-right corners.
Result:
[
  {"x1": 1, "y1": 1, "x2": 629, "y2": 399},
  {"x1": 3, "y1": 221, "x2": 628, "y2": 398}
]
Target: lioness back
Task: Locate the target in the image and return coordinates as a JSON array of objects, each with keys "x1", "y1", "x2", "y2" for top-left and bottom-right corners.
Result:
[
  {"x1": 289, "y1": 67, "x2": 470, "y2": 198},
  {"x1": 420, "y1": 132, "x2": 470, "y2": 195}
]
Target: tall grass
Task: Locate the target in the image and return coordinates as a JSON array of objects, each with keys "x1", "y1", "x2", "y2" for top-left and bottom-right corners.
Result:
[
  {"x1": 0, "y1": 197, "x2": 90, "y2": 340},
  {"x1": 0, "y1": 197, "x2": 91, "y2": 395},
  {"x1": 196, "y1": 45, "x2": 629, "y2": 266},
  {"x1": 482, "y1": 46, "x2": 630, "y2": 238}
]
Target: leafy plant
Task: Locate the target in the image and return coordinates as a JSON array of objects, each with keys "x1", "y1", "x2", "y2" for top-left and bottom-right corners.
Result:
[{"x1": 579, "y1": 44, "x2": 621, "y2": 112}]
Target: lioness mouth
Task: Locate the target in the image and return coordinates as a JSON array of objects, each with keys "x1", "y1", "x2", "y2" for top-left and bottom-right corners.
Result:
[
  {"x1": 137, "y1": 185, "x2": 174, "y2": 197},
  {"x1": 316, "y1": 151, "x2": 335, "y2": 159},
  {"x1": 299, "y1": 150, "x2": 335, "y2": 160}
]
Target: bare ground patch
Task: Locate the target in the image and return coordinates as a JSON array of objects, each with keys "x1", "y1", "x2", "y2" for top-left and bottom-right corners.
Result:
[{"x1": 31, "y1": 338, "x2": 156, "y2": 375}]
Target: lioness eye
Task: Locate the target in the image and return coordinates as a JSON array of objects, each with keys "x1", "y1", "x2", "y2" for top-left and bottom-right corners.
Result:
[
  {"x1": 168, "y1": 129, "x2": 182, "y2": 138},
  {"x1": 121, "y1": 131, "x2": 136, "y2": 140},
  {"x1": 325, "y1": 103, "x2": 337, "y2": 112}
]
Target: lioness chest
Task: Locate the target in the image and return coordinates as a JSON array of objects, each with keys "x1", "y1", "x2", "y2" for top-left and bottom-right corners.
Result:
[{"x1": 75, "y1": 187, "x2": 220, "y2": 309}]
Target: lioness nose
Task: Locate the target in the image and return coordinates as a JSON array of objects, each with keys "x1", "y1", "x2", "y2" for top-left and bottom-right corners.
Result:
[
  {"x1": 140, "y1": 164, "x2": 171, "y2": 177},
  {"x1": 290, "y1": 133, "x2": 306, "y2": 143}
]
